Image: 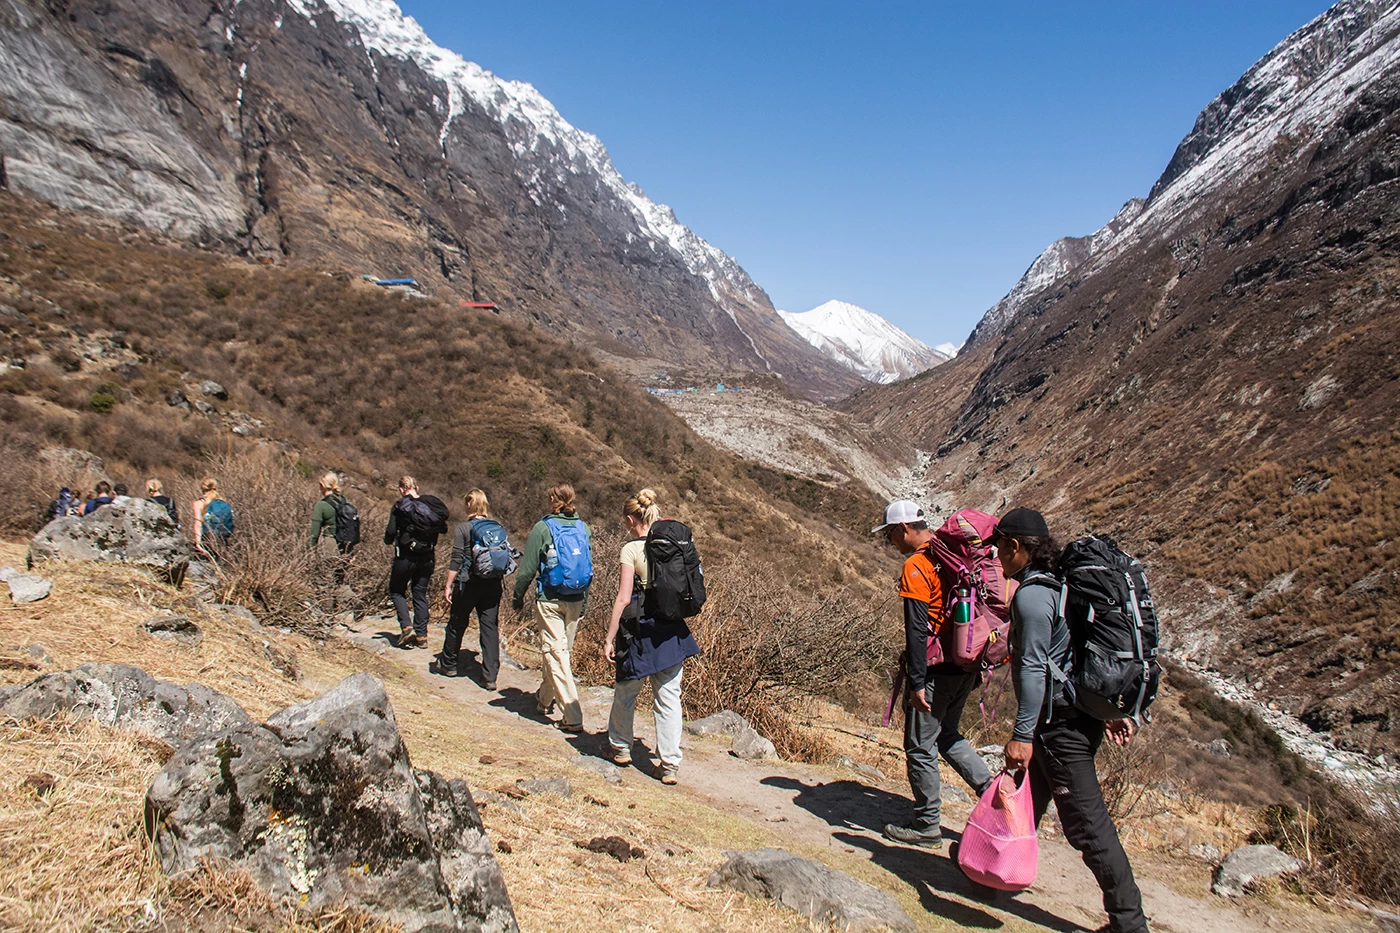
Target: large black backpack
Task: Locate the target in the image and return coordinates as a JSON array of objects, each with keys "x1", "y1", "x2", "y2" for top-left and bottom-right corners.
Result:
[
  {"x1": 1057, "y1": 536, "x2": 1161, "y2": 723},
  {"x1": 328, "y1": 494, "x2": 361, "y2": 547},
  {"x1": 398, "y1": 495, "x2": 448, "y2": 556},
  {"x1": 643, "y1": 518, "x2": 706, "y2": 621}
]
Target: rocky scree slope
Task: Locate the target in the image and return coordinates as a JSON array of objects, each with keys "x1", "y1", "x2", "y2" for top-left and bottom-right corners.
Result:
[
  {"x1": 847, "y1": 0, "x2": 1400, "y2": 755},
  {"x1": 778, "y1": 300, "x2": 952, "y2": 384},
  {"x1": 0, "y1": 0, "x2": 858, "y2": 399}
]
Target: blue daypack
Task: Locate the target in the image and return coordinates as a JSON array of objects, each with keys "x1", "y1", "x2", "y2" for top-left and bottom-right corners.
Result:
[
  {"x1": 540, "y1": 517, "x2": 592, "y2": 598},
  {"x1": 467, "y1": 518, "x2": 518, "y2": 579},
  {"x1": 203, "y1": 498, "x2": 235, "y2": 538}
]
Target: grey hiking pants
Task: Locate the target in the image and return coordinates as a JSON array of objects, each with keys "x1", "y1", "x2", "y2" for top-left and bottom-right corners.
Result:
[{"x1": 904, "y1": 670, "x2": 992, "y2": 831}]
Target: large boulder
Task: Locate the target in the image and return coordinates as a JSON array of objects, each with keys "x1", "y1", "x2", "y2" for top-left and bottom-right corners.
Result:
[
  {"x1": 0, "y1": 662, "x2": 249, "y2": 747},
  {"x1": 709, "y1": 848, "x2": 913, "y2": 932},
  {"x1": 144, "y1": 673, "x2": 518, "y2": 933},
  {"x1": 29, "y1": 498, "x2": 192, "y2": 583}
]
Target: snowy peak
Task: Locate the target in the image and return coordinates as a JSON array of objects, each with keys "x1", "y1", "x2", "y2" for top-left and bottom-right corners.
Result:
[{"x1": 779, "y1": 300, "x2": 952, "y2": 384}]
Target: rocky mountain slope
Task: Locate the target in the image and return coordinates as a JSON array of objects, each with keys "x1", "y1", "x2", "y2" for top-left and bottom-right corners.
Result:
[
  {"x1": 778, "y1": 300, "x2": 952, "y2": 384},
  {"x1": 0, "y1": 0, "x2": 859, "y2": 398},
  {"x1": 847, "y1": 0, "x2": 1400, "y2": 755}
]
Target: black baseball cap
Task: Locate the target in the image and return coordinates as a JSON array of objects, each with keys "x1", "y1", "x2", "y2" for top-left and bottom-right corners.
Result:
[{"x1": 994, "y1": 507, "x2": 1049, "y2": 539}]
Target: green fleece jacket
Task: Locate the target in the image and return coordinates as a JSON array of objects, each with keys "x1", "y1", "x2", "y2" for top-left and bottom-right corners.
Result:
[
  {"x1": 512, "y1": 511, "x2": 590, "y2": 608},
  {"x1": 307, "y1": 496, "x2": 337, "y2": 548}
]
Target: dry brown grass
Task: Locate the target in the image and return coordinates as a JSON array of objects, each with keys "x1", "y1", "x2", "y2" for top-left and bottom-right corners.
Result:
[
  {"x1": 0, "y1": 542, "x2": 927, "y2": 933},
  {"x1": 568, "y1": 526, "x2": 897, "y2": 761}
]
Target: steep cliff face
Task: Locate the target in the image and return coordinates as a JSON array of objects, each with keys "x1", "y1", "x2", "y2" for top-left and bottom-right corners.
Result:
[
  {"x1": 847, "y1": 0, "x2": 1400, "y2": 754},
  {"x1": 0, "y1": 0, "x2": 859, "y2": 398}
]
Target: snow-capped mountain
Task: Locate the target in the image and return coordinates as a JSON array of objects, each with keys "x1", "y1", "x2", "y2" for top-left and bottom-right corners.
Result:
[
  {"x1": 0, "y1": 0, "x2": 861, "y2": 398},
  {"x1": 966, "y1": 0, "x2": 1400, "y2": 349},
  {"x1": 778, "y1": 301, "x2": 953, "y2": 384}
]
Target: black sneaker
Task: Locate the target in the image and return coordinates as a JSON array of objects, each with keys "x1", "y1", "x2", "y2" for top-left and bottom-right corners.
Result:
[{"x1": 882, "y1": 823, "x2": 943, "y2": 849}]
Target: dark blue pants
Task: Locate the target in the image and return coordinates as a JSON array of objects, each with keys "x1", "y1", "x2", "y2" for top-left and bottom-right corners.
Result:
[{"x1": 390, "y1": 556, "x2": 433, "y2": 637}]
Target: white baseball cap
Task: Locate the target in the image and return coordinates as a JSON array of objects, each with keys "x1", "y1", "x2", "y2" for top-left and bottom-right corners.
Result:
[{"x1": 872, "y1": 500, "x2": 924, "y2": 534}]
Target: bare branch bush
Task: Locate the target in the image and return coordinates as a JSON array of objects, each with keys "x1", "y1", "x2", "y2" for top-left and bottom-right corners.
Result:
[{"x1": 573, "y1": 526, "x2": 896, "y2": 761}]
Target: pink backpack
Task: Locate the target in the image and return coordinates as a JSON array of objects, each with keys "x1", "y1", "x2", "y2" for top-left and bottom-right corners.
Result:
[
  {"x1": 958, "y1": 769, "x2": 1039, "y2": 891},
  {"x1": 925, "y1": 509, "x2": 1015, "y2": 670}
]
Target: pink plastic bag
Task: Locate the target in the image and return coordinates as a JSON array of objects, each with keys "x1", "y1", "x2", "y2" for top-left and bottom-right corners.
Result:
[{"x1": 957, "y1": 769, "x2": 1039, "y2": 891}]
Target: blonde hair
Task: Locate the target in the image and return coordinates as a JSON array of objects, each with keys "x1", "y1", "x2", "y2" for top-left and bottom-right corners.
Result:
[
  {"x1": 320, "y1": 472, "x2": 342, "y2": 494},
  {"x1": 198, "y1": 477, "x2": 220, "y2": 504},
  {"x1": 623, "y1": 488, "x2": 660, "y2": 527},
  {"x1": 547, "y1": 483, "x2": 576, "y2": 513},
  {"x1": 146, "y1": 478, "x2": 163, "y2": 496},
  {"x1": 463, "y1": 488, "x2": 490, "y2": 519},
  {"x1": 398, "y1": 475, "x2": 418, "y2": 493}
]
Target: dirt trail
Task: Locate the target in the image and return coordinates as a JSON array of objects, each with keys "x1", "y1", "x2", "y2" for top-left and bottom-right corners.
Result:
[{"x1": 342, "y1": 623, "x2": 1364, "y2": 933}]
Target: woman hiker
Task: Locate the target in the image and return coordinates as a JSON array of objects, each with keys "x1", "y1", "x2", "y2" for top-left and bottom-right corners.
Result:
[
  {"x1": 512, "y1": 483, "x2": 592, "y2": 734},
  {"x1": 435, "y1": 489, "x2": 508, "y2": 690},
  {"x1": 601, "y1": 488, "x2": 700, "y2": 785}
]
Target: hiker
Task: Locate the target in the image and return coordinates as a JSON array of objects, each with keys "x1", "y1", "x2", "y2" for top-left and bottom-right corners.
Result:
[
  {"x1": 192, "y1": 477, "x2": 234, "y2": 559},
  {"x1": 383, "y1": 475, "x2": 448, "y2": 649},
  {"x1": 512, "y1": 483, "x2": 592, "y2": 733},
  {"x1": 874, "y1": 499, "x2": 992, "y2": 848},
  {"x1": 601, "y1": 488, "x2": 702, "y2": 785},
  {"x1": 146, "y1": 478, "x2": 180, "y2": 526},
  {"x1": 67, "y1": 490, "x2": 86, "y2": 517},
  {"x1": 996, "y1": 507, "x2": 1147, "y2": 933},
  {"x1": 83, "y1": 480, "x2": 114, "y2": 515},
  {"x1": 111, "y1": 483, "x2": 132, "y2": 504},
  {"x1": 435, "y1": 488, "x2": 515, "y2": 689},
  {"x1": 309, "y1": 472, "x2": 359, "y2": 586},
  {"x1": 44, "y1": 487, "x2": 75, "y2": 524}
]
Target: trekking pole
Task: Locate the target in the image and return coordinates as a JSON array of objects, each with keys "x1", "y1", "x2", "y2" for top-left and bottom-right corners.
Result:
[
  {"x1": 979, "y1": 663, "x2": 1011, "y2": 734},
  {"x1": 882, "y1": 654, "x2": 907, "y2": 728}
]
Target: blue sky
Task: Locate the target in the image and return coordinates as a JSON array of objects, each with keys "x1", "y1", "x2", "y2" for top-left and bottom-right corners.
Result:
[{"x1": 399, "y1": 1, "x2": 1334, "y2": 346}]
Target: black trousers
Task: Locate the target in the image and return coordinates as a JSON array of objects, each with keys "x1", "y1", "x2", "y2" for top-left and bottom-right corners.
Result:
[
  {"x1": 389, "y1": 556, "x2": 433, "y2": 637},
  {"x1": 1030, "y1": 714, "x2": 1147, "y2": 933},
  {"x1": 441, "y1": 577, "x2": 502, "y2": 681}
]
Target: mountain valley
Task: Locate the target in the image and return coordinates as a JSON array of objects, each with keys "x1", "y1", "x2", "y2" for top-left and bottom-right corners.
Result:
[{"x1": 2, "y1": 0, "x2": 1400, "y2": 928}]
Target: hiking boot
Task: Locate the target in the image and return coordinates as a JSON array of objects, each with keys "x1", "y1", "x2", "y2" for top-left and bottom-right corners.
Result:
[
  {"x1": 483, "y1": 680, "x2": 497, "y2": 691},
  {"x1": 658, "y1": 764, "x2": 679, "y2": 786},
  {"x1": 428, "y1": 660, "x2": 457, "y2": 677},
  {"x1": 397, "y1": 629, "x2": 415, "y2": 648},
  {"x1": 535, "y1": 694, "x2": 557, "y2": 716},
  {"x1": 882, "y1": 823, "x2": 942, "y2": 849},
  {"x1": 608, "y1": 746, "x2": 632, "y2": 766},
  {"x1": 559, "y1": 721, "x2": 585, "y2": 734},
  {"x1": 412, "y1": 634, "x2": 428, "y2": 648}
]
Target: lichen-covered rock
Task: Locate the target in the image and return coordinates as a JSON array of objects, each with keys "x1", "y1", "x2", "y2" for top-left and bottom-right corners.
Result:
[
  {"x1": 0, "y1": 662, "x2": 248, "y2": 747},
  {"x1": 29, "y1": 498, "x2": 192, "y2": 584},
  {"x1": 144, "y1": 673, "x2": 517, "y2": 933},
  {"x1": 709, "y1": 848, "x2": 913, "y2": 931}
]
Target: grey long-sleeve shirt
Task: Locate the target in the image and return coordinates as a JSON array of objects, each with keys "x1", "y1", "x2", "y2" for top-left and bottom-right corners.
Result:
[{"x1": 1009, "y1": 571, "x2": 1072, "y2": 742}]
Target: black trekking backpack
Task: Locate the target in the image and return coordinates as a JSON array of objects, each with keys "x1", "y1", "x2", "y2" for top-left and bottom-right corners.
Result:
[
  {"x1": 1056, "y1": 536, "x2": 1161, "y2": 723},
  {"x1": 643, "y1": 518, "x2": 706, "y2": 621},
  {"x1": 398, "y1": 495, "x2": 448, "y2": 556},
  {"x1": 328, "y1": 494, "x2": 361, "y2": 547}
]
